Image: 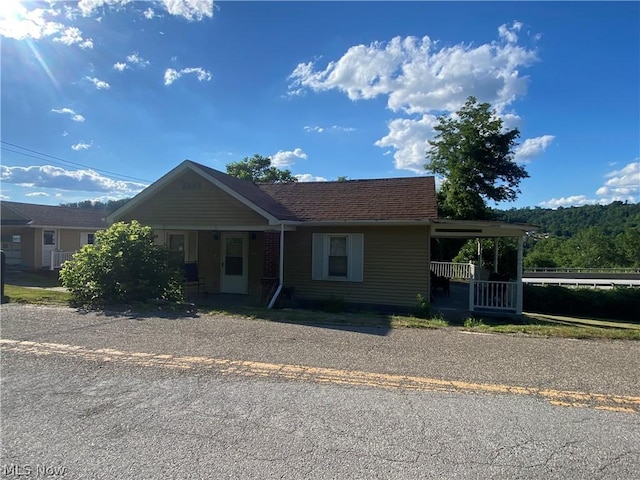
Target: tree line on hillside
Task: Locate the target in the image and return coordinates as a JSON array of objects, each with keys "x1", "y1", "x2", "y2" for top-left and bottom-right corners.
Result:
[
  {"x1": 60, "y1": 198, "x2": 130, "y2": 212},
  {"x1": 494, "y1": 202, "x2": 640, "y2": 238}
]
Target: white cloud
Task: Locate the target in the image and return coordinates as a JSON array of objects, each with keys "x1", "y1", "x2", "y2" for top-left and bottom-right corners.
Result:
[
  {"x1": 539, "y1": 160, "x2": 639, "y2": 208},
  {"x1": 304, "y1": 125, "x2": 356, "y2": 134},
  {"x1": 126, "y1": 53, "x2": 149, "y2": 67},
  {"x1": 538, "y1": 195, "x2": 598, "y2": 209},
  {"x1": 164, "y1": 68, "x2": 180, "y2": 85},
  {"x1": 498, "y1": 21, "x2": 523, "y2": 44},
  {"x1": 114, "y1": 53, "x2": 149, "y2": 72},
  {"x1": 51, "y1": 107, "x2": 85, "y2": 122},
  {"x1": 53, "y1": 26, "x2": 93, "y2": 48},
  {"x1": 289, "y1": 22, "x2": 539, "y2": 173},
  {"x1": 62, "y1": 131, "x2": 69, "y2": 137},
  {"x1": 77, "y1": 0, "x2": 215, "y2": 21},
  {"x1": 514, "y1": 135, "x2": 555, "y2": 163},
  {"x1": 84, "y1": 76, "x2": 110, "y2": 89},
  {"x1": 143, "y1": 8, "x2": 155, "y2": 19},
  {"x1": 0, "y1": 194, "x2": 9, "y2": 200},
  {"x1": 0, "y1": 3, "x2": 94, "y2": 48},
  {"x1": 162, "y1": 0, "x2": 214, "y2": 21},
  {"x1": 0, "y1": 165, "x2": 148, "y2": 194},
  {"x1": 271, "y1": 148, "x2": 308, "y2": 167},
  {"x1": 78, "y1": 0, "x2": 132, "y2": 17},
  {"x1": 25, "y1": 191, "x2": 50, "y2": 197},
  {"x1": 596, "y1": 161, "x2": 639, "y2": 200},
  {"x1": 295, "y1": 173, "x2": 327, "y2": 182},
  {"x1": 375, "y1": 114, "x2": 439, "y2": 173},
  {"x1": 164, "y1": 67, "x2": 212, "y2": 85},
  {"x1": 71, "y1": 142, "x2": 91, "y2": 151}
]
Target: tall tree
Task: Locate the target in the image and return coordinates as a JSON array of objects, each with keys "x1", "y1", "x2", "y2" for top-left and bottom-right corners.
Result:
[
  {"x1": 425, "y1": 97, "x2": 528, "y2": 219},
  {"x1": 226, "y1": 154, "x2": 297, "y2": 183}
]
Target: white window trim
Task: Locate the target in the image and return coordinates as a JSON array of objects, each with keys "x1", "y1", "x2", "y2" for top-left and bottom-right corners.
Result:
[
  {"x1": 166, "y1": 231, "x2": 188, "y2": 262},
  {"x1": 312, "y1": 233, "x2": 364, "y2": 282},
  {"x1": 80, "y1": 232, "x2": 95, "y2": 246}
]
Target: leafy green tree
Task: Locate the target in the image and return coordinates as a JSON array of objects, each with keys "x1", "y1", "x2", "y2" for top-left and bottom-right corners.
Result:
[
  {"x1": 226, "y1": 154, "x2": 297, "y2": 183},
  {"x1": 615, "y1": 229, "x2": 640, "y2": 268},
  {"x1": 425, "y1": 96, "x2": 528, "y2": 219},
  {"x1": 60, "y1": 221, "x2": 183, "y2": 307},
  {"x1": 452, "y1": 238, "x2": 519, "y2": 278},
  {"x1": 60, "y1": 198, "x2": 131, "y2": 211}
]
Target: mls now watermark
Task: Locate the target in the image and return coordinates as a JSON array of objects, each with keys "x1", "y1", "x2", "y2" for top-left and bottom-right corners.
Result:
[{"x1": 2, "y1": 464, "x2": 67, "y2": 477}]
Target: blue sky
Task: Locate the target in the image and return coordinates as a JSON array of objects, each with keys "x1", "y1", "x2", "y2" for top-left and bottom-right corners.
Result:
[{"x1": 1, "y1": 1, "x2": 638, "y2": 210}]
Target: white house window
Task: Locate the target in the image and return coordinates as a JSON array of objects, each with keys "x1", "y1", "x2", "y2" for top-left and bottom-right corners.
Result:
[
  {"x1": 81, "y1": 232, "x2": 95, "y2": 246},
  {"x1": 328, "y1": 236, "x2": 348, "y2": 278},
  {"x1": 312, "y1": 233, "x2": 364, "y2": 282},
  {"x1": 168, "y1": 233, "x2": 186, "y2": 265},
  {"x1": 43, "y1": 230, "x2": 56, "y2": 246}
]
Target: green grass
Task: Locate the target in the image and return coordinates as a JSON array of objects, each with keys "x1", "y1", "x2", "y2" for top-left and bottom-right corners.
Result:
[
  {"x1": 460, "y1": 314, "x2": 640, "y2": 340},
  {"x1": 3, "y1": 285, "x2": 71, "y2": 305},
  {"x1": 2, "y1": 277, "x2": 639, "y2": 340}
]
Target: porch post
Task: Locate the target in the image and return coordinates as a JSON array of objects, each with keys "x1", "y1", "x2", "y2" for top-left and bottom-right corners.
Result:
[
  {"x1": 469, "y1": 278, "x2": 475, "y2": 312},
  {"x1": 267, "y1": 223, "x2": 285, "y2": 309},
  {"x1": 516, "y1": 236, "x2": 524, "y2": 314},
  {"x1": 493, "y1": 238, "x2": 499, "y2": 273}
]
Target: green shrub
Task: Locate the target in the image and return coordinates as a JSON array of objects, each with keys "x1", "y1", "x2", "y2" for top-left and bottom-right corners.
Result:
[
  {"x1": 464, "y1": 317, "x2": 486, "y2": 328},
  {"x1": 414, "y1": 293, "x2": 431, "y2": 318},
  {"x1": 60, "y1": 221, "x2": 183, "y2": 307},
  {"x1": 523, "y1": 284, "x2": 640, "y2": 322}
]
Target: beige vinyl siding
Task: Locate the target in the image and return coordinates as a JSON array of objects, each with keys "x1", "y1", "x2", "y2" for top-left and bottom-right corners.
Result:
[
  {"x1": 58, "y1": 229, "x2": 81, "y2": 252},
  {"x1": 22, "y1": 229, "x2": 37, "y2": 268},
  {"x1": 284, "y1": 226, "x2": 430, "y2": 309},
  {"x1": 33, "y1": 228, "x2": 43, "y2": 269},
  {"x1": 119, "y1": 170, "x2": 269, "y2": 227}
]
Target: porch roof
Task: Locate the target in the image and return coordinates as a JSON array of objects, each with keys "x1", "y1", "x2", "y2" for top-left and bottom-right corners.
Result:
[
  {"x1": 1, "y1": 201, "x2": 108, "y2": 229},
  {"x1": 431, "y1": 218, "x2": 539, "y2": 237}
]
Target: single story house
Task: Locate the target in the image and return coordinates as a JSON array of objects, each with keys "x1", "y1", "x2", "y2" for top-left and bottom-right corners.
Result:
[
  {"x1": 0, "y1": 201, "x2": 107, "y2": 269},
  {"x1": 108, "y1": 160, "x2": 536, "y2": 313}
]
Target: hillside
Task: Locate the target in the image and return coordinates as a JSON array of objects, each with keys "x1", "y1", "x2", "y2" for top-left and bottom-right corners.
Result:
[{"x1": 495, "y1": 201, "x2": 640, "y2": 237}]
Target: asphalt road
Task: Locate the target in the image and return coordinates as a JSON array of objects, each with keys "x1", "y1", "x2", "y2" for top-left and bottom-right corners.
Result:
[{"x1": 1, "y1": 304, "x2": 639, "y2": 479}]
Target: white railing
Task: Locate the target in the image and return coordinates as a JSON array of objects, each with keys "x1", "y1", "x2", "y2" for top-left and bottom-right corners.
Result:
[
  {"x1": 522, "y1": 278, "x2": 640, "y2": 289},
  {"x1": 469, "y1": 279, "x2": 518, "y2": 312},
  {"x1": 50, "y1": 251, "x2": 75, "y2": 270},
  {"x1": 431, "y1": 261, "x2": 490, "y2": 280},
  {"x1": 526, "y1": 267, "x2": 640, "y2": 274}
]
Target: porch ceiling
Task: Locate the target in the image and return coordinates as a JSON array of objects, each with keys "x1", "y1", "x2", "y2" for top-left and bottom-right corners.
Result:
[{"x1": 431, "y1": 219, "x2": 538, "y2": 238}]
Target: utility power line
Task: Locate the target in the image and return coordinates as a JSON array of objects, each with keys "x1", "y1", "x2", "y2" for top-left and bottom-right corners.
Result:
[{"x1": 0, "y1": 140, "x2": 152, "y2": 184}]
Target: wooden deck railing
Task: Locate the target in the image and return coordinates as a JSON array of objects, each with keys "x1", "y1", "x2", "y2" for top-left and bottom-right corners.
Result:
[
  {"x1": 469, "y1": 280, "x2": 518, "y2": 312},
  {"x1": 50, "y1": 251, "x2": 75, "y2": 270},
  {"x1": 431, "y1": 261, "x2": 490, "y2": 280}
]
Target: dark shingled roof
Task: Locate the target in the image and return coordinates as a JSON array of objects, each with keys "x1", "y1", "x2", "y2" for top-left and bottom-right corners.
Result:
[
  {"x1": 259, "y1": 177, "x2": 437, "y2": 222},
  {"x1": 1, "y1": 201, "x2": 108, "y2": 228}
]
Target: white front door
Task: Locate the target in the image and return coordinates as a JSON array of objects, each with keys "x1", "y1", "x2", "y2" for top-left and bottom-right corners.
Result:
[
  {"x1": 220, "y1": 233, "x2": 248, "y2": 294},
  {"x1": 42, "y1": 229, "x2": 57, "y2": 267}
]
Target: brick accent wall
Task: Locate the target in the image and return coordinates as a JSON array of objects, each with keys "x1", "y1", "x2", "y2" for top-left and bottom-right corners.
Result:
[{"x1": 263, "y1": 231, "x2": 280, "y2": 279}]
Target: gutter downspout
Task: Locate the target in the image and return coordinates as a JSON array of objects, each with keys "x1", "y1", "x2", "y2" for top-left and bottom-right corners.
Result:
[{"x1": 267, "y1": 223, "x2": 284, "y2": 309}]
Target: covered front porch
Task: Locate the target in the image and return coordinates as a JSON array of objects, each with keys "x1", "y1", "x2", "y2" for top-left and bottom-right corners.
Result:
[
  {"x1": 429, "y1": 264, "x2": 520, "y2": 321},
  {"x1": 430, "y1": 218, "x2": 536, "y2": 317}
]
